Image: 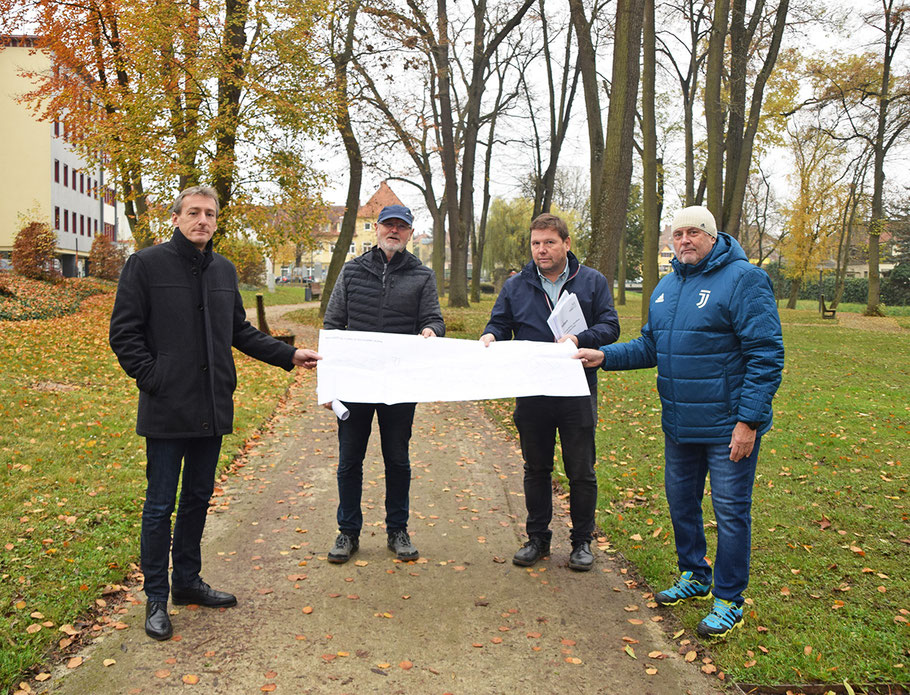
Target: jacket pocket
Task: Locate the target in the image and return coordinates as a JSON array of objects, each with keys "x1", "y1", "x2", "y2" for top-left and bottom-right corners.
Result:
[{"x1": 138, "y1": 352, "x2": 169, "y2": 395}]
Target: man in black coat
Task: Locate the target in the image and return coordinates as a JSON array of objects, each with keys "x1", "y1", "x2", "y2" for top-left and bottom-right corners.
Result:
[
  {"x1": 110, "y1": 186, "x2": 320, "y2": 641},
  {"x1": 481, "y1": 213, "x2": 619, "y2": 571},
  {"x1": 322, "y1": 204, "x2": 444, "y2": 564}
]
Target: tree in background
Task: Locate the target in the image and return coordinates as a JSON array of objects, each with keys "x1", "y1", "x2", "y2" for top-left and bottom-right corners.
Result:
[
  {"x1": 87, "y1": 235, "x2": 126, "y2": 281},
  {"x1": 9, "y1": 0, "x2": 332, "y2": 246},
  {"x1": 12, "y1": 221, "x2": 58, "y2": 281},
  {"x1": 807, "y1": 2, "x2": 910, "y2": 315},
  {"x1": 779, "y1": 117, "x2": 848, "y2": 308}
]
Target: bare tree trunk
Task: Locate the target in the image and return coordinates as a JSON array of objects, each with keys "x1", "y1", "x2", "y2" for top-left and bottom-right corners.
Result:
[
  {"x1": 320, "y1": 0, "x2": 362, "y2": 318},
  {"x1": 703, "y1": 0, "x2": 729, "y2": 222},
  {"x1": 641, "y1": 0, "x2": 658, "y2": 324},
  {"x1": 588, "y1": 0, "x2": 644, "y2": 290}
]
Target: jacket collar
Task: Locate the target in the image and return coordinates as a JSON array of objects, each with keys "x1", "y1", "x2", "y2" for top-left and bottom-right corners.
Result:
[
  {"x1": 171, "y1": 227, "x2": 213, "y2": 268},
  {"x1": 521, "y1": 249, "x2": 581, "y2": 285},
  {"x1": 670, "y1": 232, "x2": 746, "y2": 278}
]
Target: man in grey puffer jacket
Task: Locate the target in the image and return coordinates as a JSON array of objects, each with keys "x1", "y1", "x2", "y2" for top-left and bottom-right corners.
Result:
[{"x1": 322, "y1": 204, "x2": 444, "y2": 563}]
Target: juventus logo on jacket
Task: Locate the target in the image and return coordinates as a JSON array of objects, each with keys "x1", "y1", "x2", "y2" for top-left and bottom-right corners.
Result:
[{"x1": 696, "y1": 289, "x2": 711, "y2": 308}]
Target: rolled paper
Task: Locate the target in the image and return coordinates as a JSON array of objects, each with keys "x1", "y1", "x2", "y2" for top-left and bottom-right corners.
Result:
[{"x1": 331, "y1": 400, "x2": 350, "y2": 421}]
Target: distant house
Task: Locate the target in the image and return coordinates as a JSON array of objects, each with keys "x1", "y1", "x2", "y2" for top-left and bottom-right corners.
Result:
[
  {"x1": 275, "y1": 181, "x2": 418, "y2": 281},
  {"x1": 0, "y1": 35, "x2": 129, "y2": 276}
]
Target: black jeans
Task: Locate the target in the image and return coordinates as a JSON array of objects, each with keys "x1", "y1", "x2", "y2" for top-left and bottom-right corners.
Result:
[
  {"x1": 336, "y1": 402, "x2": 416, "y2": 535},
  {"x1": 141, "y1": 436, "x2": 222, "y2": 601},
  {"x1": 513, "y1": 387, "x2": 598, "y2": 544}
]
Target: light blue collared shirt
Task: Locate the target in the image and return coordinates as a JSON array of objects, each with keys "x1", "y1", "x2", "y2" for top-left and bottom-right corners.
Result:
[{"x1": 537, "y1": 259, "x2": 570, "y2": 306}]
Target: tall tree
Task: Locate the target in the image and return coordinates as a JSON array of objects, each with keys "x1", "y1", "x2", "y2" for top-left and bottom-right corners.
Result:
[
  {"x1": 703, "y1": 0, "x2": 790, "y2": 239},
  {"x1": 14, "y1": 0, "x2": 331, "y2": 245},
  {"x1": 587, "y1": 0, "x2": 645, "y2": 288},
  {"x1": 640, "y1": 0, "x2": 659, "y2": 323},
  {"x1": 320, "y1": 0, "x2": 363, "y2": 317}
]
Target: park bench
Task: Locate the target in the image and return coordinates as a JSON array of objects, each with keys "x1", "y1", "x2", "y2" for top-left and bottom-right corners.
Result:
[
  {"x1": 820, "y1": 296, "x2": 836, "y2": 319},
  {"x1": 310, "y1": 282, "x2": 322, "y2": 300}
]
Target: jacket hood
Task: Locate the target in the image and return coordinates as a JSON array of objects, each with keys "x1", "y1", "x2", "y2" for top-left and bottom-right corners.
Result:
[{"x1": 670, "y1": 231, "x2": 747, "y2": 277}]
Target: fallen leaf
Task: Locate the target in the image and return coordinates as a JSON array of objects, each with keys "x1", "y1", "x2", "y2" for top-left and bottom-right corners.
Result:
[
  {"x1": 34, "y1": 674, "x2": 51, "y2": 682},
  {"x1": 154, "y1": 669, "x2": 170, "y2": 678},
  {"x1": 624, "y1": 645, "x2": 637, "y2": 659},
  {"x1": 565, "y1": 657, "x2": 582, "y2": 664},
  {"x1": 67, "y1": 657, "x2": 83, "y2": 669},
  {"x1": 685, "y1": 651, "x2": 698, "y2": 663},
  {"x1": 103, "y1": 659, "x2": 116, "y2": 667},
  {"x1": 182, "y1": 674, "x2": 199, "y2": 684},
  {"x1": 302, "y1": 606, "x2": 313, "y2": 614},
  {"x1": 646, "y1": 667, "x2": 658, "y2": 675},
  {"x1": 399, "y1": 660, "x2": 413, "y2": 670},
  {"x1": 261, "y1": 685, "x2": 277, "y2": 693}
]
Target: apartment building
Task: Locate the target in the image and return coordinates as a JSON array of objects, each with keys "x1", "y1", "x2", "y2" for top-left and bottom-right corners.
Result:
[{"x1": 0, "y1": 35, "x2": 127, "y2": 276}]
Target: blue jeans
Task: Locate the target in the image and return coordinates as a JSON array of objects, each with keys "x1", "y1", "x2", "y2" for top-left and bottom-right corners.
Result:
[
  {"x1": 663, "y1": 437, "x2": 760, "y2": 606},
  {"x1": 336, "y1": 402, "x2": 416, "y2": 535},
  {"x1": 141, "y1": 436, "x2": 222, "y2": 602},
  {"x1": 513, "y1": 388, "x2": 598, "y2": 544}
]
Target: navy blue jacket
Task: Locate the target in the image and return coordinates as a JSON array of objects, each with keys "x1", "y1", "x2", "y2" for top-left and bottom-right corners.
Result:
[
  {"x1": 599, "y1": 233, "x2": 784, "y2": 444},
  {"x1": 483, "y1": 251, "x2": 620, "y2": 388}
]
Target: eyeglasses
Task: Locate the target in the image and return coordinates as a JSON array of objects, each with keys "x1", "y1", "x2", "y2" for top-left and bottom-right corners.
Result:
[{"x1": 380, "y1": 221, "x2": 412, "y2": 231}]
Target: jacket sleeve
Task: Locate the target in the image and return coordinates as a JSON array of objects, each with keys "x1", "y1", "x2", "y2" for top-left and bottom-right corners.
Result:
[
  {"x1": 599, "y1": 320, "x2": 657, "y2": 371},
  {"x1": 729, "y1": 266, "x2": 784, "y2": 425},
  {"x1": 322, "y1": 266, "x2": 349, "y2": 330},
  {"x1": 417, "y1": 269, "x2": 445, "y2": 337},
  {"x1": 231, "y1": 282, "x2": 296, "y2": 370},
  {"x1": 481, "y1": 280, "x2": 514, "y2": 341},
  {"x1": 109, "y1": 254, "x2": 158, "y2": 391},
  {"x1": 576, "y1": 272, "x2": 620, "y2": 349}
]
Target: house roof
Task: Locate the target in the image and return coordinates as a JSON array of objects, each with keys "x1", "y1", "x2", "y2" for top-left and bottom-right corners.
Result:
[{"x1": 357, "y1": 181, "x2": 405, "y2": 219}]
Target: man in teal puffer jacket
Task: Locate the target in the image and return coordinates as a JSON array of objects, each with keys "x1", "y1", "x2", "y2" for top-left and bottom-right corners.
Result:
[{"x1": 576, "y1": 206, "x2": 784, "y2": 638}]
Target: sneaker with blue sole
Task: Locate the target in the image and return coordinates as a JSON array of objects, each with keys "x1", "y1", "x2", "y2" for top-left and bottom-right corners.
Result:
[
  {"x1": 654, "y1": 571, "x2": 712, "y2": 606},
  {"x1": 697, "y1": 598, "x2": 744, "y2": 638}
]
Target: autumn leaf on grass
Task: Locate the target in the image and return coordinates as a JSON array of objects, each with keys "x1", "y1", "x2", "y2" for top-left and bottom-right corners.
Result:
[
  {"x1": 103, "y1": 659, "x2": 116, "y2": 667},
  {"x1": 182, "y1": 674, "x2": 200, "y2": 684},
  {"x1": 66, "y1": 657, "x2": 83, "y2": 669},
  {"x1": 684, "y1": 650, "x2": 698, "y2": 663}
]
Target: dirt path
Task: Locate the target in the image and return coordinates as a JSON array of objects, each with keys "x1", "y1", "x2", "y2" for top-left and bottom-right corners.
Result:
[{"x1": 31, "y1": 311, "x2": 725, "y2": 695}]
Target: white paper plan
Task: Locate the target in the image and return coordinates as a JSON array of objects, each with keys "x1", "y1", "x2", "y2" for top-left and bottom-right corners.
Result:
[{"x1": 316, "y1": 329, "x2": 590, "y2": 405}]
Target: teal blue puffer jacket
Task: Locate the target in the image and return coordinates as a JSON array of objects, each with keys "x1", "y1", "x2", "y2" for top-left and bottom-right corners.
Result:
[{"x1": 599, "y1": 232, "x2": 784, "y2": 444}]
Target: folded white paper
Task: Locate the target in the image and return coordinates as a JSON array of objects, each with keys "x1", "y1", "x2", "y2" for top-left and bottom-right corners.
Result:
[
  {"x1": 546, "y1": 292, "x2": 588, "y2": 340},
  {"x1": 331, "y1": 400, "x2": 350, "y2": 420},
  {"x1": 316, "y1": 330, "x2": 589, "y2": 405}
]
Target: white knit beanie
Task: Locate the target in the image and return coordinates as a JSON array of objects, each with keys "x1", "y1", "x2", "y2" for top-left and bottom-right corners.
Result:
[{"x1": 670, "y1": 206, "x2": 718, "y2": 238}]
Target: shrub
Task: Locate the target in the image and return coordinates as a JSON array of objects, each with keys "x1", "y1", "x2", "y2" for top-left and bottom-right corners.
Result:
[
  {"x1": 88, "y1": 235, "x2": 127, "y2": 281},
  {"x1": 217, "y1": 235, "x2": 266, "y2": 286},
  {"x1": 12, "y1": 221, "x2": 59, "y2": 281}
]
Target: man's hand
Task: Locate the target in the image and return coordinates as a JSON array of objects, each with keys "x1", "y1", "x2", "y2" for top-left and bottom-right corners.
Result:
[
  {"x1": 573, "y1": 348, "x2": 604, "y2": 368},
  {"x1": 558, "y1": 334, "x2": 579, "y2": 346},
  {"x1": 420, "y1": 328, "x2": 437, "y2": 338},
  {"x1": 728, "y1": 422, "x2": 757, "y2": 462},
  {"x1": 292, "y1": 348, "x2": 321, "y2": 369},
  {"x1": 479, "y1": 333, "x2": 496, "y2": 347}
]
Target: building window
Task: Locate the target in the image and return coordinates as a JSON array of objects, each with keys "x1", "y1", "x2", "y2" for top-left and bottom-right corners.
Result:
[
  {"x1": 80, "y1": 173, "x2": 84, "y2": 193},
  {"x1": 63, "y1": 164, "x2": 68, "y2": 187},
  {"x1": 63, "y1": 209, "x2": 68, "y2": 232},
  {"x1": 94, "y1": 219, "x2": 98, "y2": 235},
  {"x1": 362, "y1": 242, "x2": 371, "y2": 253},
  {"x1": 80, "y1": 215, "x2": 85, "y2": 236},
  {"x1": 329, "y1": 243, "x2": 336, "y2": 253},
  {"x1": 54, "y1": 120, "x2": 59, "y2": 137},
  {"x1": 72, "y1": 211, "x2": 77, "y2": 235},
  {"x1": 55, "y1": 207, "x2": 60, "y2": 230},
  {"x1": 72, "y1": 169, "x2": 78, "y2": 191},
  {"x1": 349, "y1": 243, "x2": 356, "y2": 254},
  {"x1": 364, "y1": 222, "x2": 371, "y2": 230},
  {"x1": 54, "y1": 160, "x2": 59, "y2": 183}
]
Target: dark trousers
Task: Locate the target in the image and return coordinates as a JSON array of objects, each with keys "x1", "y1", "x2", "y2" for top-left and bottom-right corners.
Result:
[
  {"x1": 141, "y1": 436, "x2": 222, "y2": 602},
  {"x1": 513, "y1": 388, "x2": 598, "y2": 544},
  {"x1": 336, "y1": 402, "x2": 416, "y2": 535}
]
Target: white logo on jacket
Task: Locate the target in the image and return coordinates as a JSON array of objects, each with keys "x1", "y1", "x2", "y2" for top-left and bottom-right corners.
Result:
[
  {"x1": 655, "y1": 293, "x2": 665, "y2": 303},
  {"x1": 696, "y1": 289, "x2": 711, "y2": 308}
]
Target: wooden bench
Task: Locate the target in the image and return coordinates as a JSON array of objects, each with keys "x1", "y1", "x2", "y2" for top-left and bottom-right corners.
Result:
[
  {"x1": 820, "y1": 296, "x2": 836, "y2": 319},
  {"x1": 310, "y1": 282, "x2": 322, "y2": 300}
]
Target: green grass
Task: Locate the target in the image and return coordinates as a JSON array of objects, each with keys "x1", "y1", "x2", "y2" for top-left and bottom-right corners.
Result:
[
  {"x1": 0, "y1": 285, "x2": 299, "y2": 693},
  {"x1": 2, "y1": 284, "x2": 908, "y2": 691},
  {"x1": 238, "y1": 284, "x2": 315, "y2": 307},
  {"x1": 785, "y1": 298, "x2": 910, "y2": 316}
]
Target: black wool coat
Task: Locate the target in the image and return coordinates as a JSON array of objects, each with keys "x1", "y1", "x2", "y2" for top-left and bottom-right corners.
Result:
[{"x1": 109, "y1": 229, "x2": 296, "y2": 438}]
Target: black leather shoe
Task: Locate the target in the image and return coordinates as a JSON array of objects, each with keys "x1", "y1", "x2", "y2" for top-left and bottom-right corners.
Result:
[
  {"x1": 512, "y1": 537, "x2": 550, "y2": 567},
  {"x1": 145, "y1": 601, "x2": 173, "y2": 641},
  {"x1": 387, "y1": 529, "x2": 419, "y2": 560},
  {"x1": 568, "y1": 541, "x2": 594, "y2": 571},
  {"x1": 171, "y1": 578, "x2": 237, "y2": 607},
  {"x1": 327, "y1": 532, "x2": 359, "y2": 564}
]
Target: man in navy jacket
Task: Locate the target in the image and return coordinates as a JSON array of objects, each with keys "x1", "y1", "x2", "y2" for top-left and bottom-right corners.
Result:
[
  {"x1": 482, "y1": 213, "x2": 619, "y2": 571},
  {"x1": 576, "y1": 206, "x2": 784, "y2": 637},
  {"x1": 110, "y1": 186, "x2": 320, "y2": 641}
]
